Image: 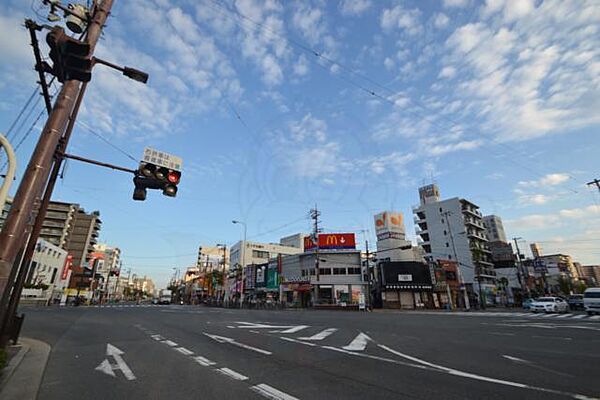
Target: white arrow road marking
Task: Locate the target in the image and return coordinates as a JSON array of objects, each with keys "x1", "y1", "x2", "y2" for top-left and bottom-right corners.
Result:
[
  {"x1": 193, "y1": 356, "x2": 216, "y2": 366},
  {"x1": 250, "y1": 384, "x2": 300, "y2": 400},
  {"x1": 342, "y1": 332, "x2": 372, "y2": 351},
  {"x1": 95, "y1": 359, "x2": 116, "y2": 378},
  {"x1": 95, "y1": 344, "x2": 136, "y2": 381},
  {"x1": 298, "y1": 328, "x2": 338, "y2": 341},
  {"x1": 217, "y1": 367, "x2": 248, "y2": 381},
  {"x1": 203, "y1": 333, "x2": 272, "y2": 355},
  {"x1": 235, "y1": 322, "x2": 308, "y2": 333}
]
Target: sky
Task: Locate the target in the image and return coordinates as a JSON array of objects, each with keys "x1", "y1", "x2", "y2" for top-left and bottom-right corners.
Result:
[{"x1": 1, "y1": 0, "x2": 599, "y2": 288}]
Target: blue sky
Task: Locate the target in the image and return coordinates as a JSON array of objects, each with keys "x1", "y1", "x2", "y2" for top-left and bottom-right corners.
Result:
[{"x1": 1, "y1": 0, "x2": 599, "y2": 288}]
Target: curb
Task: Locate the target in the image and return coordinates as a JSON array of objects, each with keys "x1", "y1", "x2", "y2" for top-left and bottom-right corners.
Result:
[{"x1": 0, "y1": 338, "x2": 51, "y2": 400}]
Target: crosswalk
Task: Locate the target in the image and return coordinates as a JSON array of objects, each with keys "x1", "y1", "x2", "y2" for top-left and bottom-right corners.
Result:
[{"x1": 417, "y1": 311, "x2": 600, "y2": 321}]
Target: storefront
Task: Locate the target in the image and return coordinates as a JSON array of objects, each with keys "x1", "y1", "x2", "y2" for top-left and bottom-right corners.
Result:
[{"x1": 378, "y1": 261, "x2": 434, "y2": 309}]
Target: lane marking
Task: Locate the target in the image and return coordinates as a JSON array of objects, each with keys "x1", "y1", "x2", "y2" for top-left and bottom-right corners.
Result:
[
  {"x1": 555, "y1": 314, "x2": 572, "y2": 318},
  {"x1": 250, "y1": 383, "x2": 300, "y2": 400},
  {"x1": 378, "y1": 345, "x2": 595, "y2": 400},
  {"x1": 572, "y1": 315, "x2": 586, "y2": 319},
  {"x1": 298, "y1": 328, "x2": 337, "y2": 341},
  {"x1": 280, "y1": 337, "x2": 317, "y2": 347},
  {"x1": 590, "y1": 315, "x2": 600, "y2": 320},
  {"x1": 151, "y1": 334, "x2": 165, "y2": 341},
  {"x1": 277, "y1": 325, "x2": 309, "y2": 334},
  {"x1": 193, "y1": 356, "x2": 216, "y2": 366},
  {"x1": 217, "y1": 367, "x2": 248, "y2": 381},
  {"x1": 163, "y1": 340, "x2": 178, "y2": 347},
  {"x1": 342, "y1": 332, "x2": 372, "y2": 351},
  {"x1": 502, "y1": 355, "x2": 529, "y2": 363},
  {"x1": 103, "y1": 343, "x2": 136, "y2": 381},
  {"x1": 488, "y1": 332, "x2": 515, "y2": 337},
  {"x1": 95, "y1": 359, "x2": 116, "y2": 378},
  {"x1": 203, "y1": 333, "x2": 272, "y2": 355},
  {"x1": 542, "y1": 314, "x2": 559, "y2": 318},
  {"x1": 175, "y1": 347, "x2": 194, "y2": 356}
]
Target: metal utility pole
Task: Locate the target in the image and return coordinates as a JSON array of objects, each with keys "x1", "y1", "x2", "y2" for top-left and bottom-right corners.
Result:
[
  {"x1": 310, "y1": 206, "x2": 321, "y2": 305},
  {"x1": 365, "y1": 239, "x2": 371, "y2": 310},
  {"x1": 442, "y1": 211, "x2": 470, "y2": 310},
  {"x1": 0, "y1": 134, "x2": 16, "y2": 212},
  {"x1": 587, "y1": 178, "x2": 600, "y2": 193},
  {"x1": 513, "y1": 237, "x2": 531, "y2": 299},
  {"x1": 232, "y1": 220, "x2": 246, "y2": 308},
  {"x1": 0, "y1": 1, "x2": 114, "y2": 341}
]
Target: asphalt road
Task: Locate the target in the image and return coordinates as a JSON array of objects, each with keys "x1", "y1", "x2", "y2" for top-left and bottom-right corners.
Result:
[{"x1": 19, "y1": 305, "x2": 600, "y2": 400}]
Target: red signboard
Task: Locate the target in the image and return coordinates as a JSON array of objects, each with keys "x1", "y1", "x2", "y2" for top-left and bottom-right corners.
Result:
[
  {"x1": 304, "y1": 233, "x2": 356, "y2": 250},
  {"x1": 61, "y1": 254, "x2": 73, "y2": 280}
]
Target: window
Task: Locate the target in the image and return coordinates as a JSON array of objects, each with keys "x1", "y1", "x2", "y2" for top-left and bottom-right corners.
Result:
[
  {"x1": 448, "y1": 255, "x2": 452, "y2": 259},
  {"x1": 319, "y1": 268, "x2": 331, "y2": 275},
  {"x1": 347, "y1": 267, "x2": 361, "y2": 274},
  {"x1": 309, "y1": 268, "x2": 315, "y2": 276},
  {"x1": 439, "y1": 207, "x2": 442, "y2": 212},
  {"x1": 441, "y1": 218, "x2": 445, "y2": 224},
  {"x1": 252, "y1": 250, "x2": 269, "y2": 259},
  {"x1": 446, "y1": 242, "x2": 449, "y2": 247},
  {"x1": 443, "y1": 230, "x2": 447, "y2": 235},
  {"x1": 333, "y1": 268, "x2": 346, "y2": 275}
]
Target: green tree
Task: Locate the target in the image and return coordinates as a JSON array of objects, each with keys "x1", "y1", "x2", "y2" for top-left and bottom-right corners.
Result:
[{"x1": 557, "y1": 276, "x2": 572, "y2": 295}]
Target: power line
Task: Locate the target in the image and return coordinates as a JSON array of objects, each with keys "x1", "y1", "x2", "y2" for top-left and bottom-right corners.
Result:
[
  {"x1": 77, "y1": 120, "x2": 137, "y2": 162},
  {"x1": 3, "y1": 86, "x2": 39, "y2": 141},
  {"x1": 206, "y1": 0, "x2": 582, "y2": 195}
]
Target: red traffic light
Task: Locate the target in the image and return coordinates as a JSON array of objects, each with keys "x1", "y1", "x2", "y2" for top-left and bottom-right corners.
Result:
[{"x1": 168, "y1": 170, "x2": 181, "y2": 184}]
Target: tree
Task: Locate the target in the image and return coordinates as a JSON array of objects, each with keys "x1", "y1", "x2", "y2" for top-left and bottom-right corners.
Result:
[
  {"x1": 576, "y1": 280, "x2": 587, "y2": 294},
  {"x1": 557, "y1": 276, "x2": 572, "y2": 296}
]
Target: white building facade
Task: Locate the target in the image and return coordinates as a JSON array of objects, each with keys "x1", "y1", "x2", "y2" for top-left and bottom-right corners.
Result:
[
  {"x1": 413, "y1": 184, "x2": 496, "y2": 305},
  {"x1": 25, "y1": 238, "x2": 71, "y2": 304},
  {"x1": 483, "y1": 215, "x2": 507, "y2": 242}
]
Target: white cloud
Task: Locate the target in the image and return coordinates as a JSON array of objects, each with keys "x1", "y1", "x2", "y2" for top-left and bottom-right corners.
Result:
[
  {"x1": 443, "y1": 0, "x2": 470, "y2": 8},
  {"x1": 503, "y1": 0, "x2": 535, "y2": 22},
  {"x1": 293, "y1": 54, "x2": 309, "y2": 76},
  {"x1": 427, "y1": 139, "x2": 483, "y2": 156},
  {"x1": 518, "y1": 173, "x2": 570, "y2": 188},
  {"x1": 438, "y1": 66, "x2": 456, "y2": 78},
  {"x1": 433, "y1": 13, "x2": 450, "y2": 28},
  {"x1": 383, "y1": 57, "x2": 395, "y2": 70},
  {"x1": 289, "y1": 114, "x2": 327, "y2": 143},
  {"x1": 559, "y1": 205, "x2": 600, "y2": 219},
  {"x1": 339, "y1": 0, "x2": 371, "y2": 16},
  {"x1": 518, "y1": 193, "x2": 551, "y2": 206},
  {"x1": 380, "y1": 4, "x2": 422, "y2": 36},
  {"x1": 292, "y1": 4, "x2": 326, "y2": 46}
]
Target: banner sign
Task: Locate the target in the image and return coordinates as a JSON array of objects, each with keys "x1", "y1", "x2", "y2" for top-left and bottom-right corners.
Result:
[
  {"x1": 303, "y1": 233, "x2": 356, "y2": 250},
  {"x1": 61, "y1": 254, "x2": 73, "y2": 280}
]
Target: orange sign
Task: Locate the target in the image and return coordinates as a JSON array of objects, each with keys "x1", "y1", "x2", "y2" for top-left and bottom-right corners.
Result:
[{"x1": 304, "y1": 233, "x2": 356, "y2": 250}]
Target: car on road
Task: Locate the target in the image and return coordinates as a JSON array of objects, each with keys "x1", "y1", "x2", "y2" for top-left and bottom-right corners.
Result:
[
  {"x1": 530, "y1": 297, "x2": 569, "y2": 313},
  {"x1": 522, "y1": 298, "x2": 535, "y2": 310},
  {"x1": 567, "y1": 294, "x2": 584, "y2": 311},
  {"x1": 583, "y1": 288, "x2": 600, "y2": 315}
]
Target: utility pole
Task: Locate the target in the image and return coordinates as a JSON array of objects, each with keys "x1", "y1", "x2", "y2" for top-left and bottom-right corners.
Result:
[
  {"x1": 365, "y1": 239, "x2": 371, "y2": 310},
  {"x1": 0, "y1": 1, "x2": 114, "y2": 345},
  {"x1": 442, "y1": 211, "x2": 470, "y2": 310},
  {"x1": 587, "y1": 178, "x2": 600, "y2": 193},
  {"x1": 310, "y1": 206, "x2": 321, "y2": 306},
  {"x1": 513, "y1": 237, "x2": 531, "y2": 299}
]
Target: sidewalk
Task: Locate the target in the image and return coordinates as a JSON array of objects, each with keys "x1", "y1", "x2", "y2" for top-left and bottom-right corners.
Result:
[{"x1": 0, "y1": 338, "x2": 50, "y2": 400}]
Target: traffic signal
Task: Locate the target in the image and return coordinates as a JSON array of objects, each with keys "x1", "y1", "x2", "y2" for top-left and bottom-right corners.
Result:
[
  {"x1": 133, "y1": 162, "x2": 181, "y2": 201},
  {"x1": 46, "y1": 26, "x2": 92, "y2": 83}
]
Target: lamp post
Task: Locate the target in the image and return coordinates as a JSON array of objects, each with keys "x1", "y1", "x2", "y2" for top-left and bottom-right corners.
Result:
[
  {"x1": 232, "y1": 220, "x2": 247, "y2": 308},
  {"x1": 216, "y1": 243, "x2": 227, "y2": 304}
]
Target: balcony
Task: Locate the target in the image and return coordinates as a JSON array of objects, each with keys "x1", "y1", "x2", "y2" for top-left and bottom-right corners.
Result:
[{"x1": 461, "y1": 207, "x2": 482, "y2": 218}]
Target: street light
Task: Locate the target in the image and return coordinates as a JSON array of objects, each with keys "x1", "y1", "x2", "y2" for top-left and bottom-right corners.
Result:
[{"x1": 232, "y1": 220, "x2": 247, "y2": 308}]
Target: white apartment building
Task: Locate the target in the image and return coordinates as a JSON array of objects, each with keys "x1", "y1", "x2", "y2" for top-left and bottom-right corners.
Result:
[
  {"x1": 230, "y1": 240, "x2": 303, "y2": 269},
  {"x1": 26, "y1": 238, "x2": 71, "y2": 304},
  {"x1": 413, "y1": 184, "x2": 496, "y2": 304},
  {"x1": 483, "y1": 215, "x2": 507, "y2": 243}
]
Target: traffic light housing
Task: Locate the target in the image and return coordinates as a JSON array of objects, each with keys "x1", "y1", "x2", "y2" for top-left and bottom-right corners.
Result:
[
  {"x1": 46, "y1": 26, "x2": 92, "y2": 83},
  {"x1": 133, "y1": 162, "x2": 181, "y2": 201}
]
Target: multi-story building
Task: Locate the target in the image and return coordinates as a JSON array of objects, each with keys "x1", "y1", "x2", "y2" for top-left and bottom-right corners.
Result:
[
  {"x1": 576, "y1": 264, "x2": 600, "y2": 286},
  {"x1": 1, "y1": 199, "x2": 101, "y2": 268},
  {"x1": 483, "y1": 215, "x2": 507, "y2": 242},
  {"x1": 279, "y1": 233, "x2": 307, "y2": 250},
  {"x1": 92, "y1": 243, "x2": 121, "y2": 301},
  {"x1": 413, "y1": 184, "x2": 496, "y2": 305},
  {"x1": 537, "y1": 254, "x2": 579, "y2": 289},
  {"x1": 230, "y1": 240, "x2": 302, "y2": 269},
  {"x1": 530, "y1": 243, "x2": 543, "y2": 258},
  {"x1": 24, "y1": 238, "x2": 71, "y2": 304}
]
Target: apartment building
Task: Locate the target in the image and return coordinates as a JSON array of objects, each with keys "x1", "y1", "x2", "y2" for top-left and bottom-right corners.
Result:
[
  {"x1": 413, "y1": 184, "x2": 496, "y2": 305},
  {"x1": 483, "y1": 215, "x2": 507, "y2": 242}
]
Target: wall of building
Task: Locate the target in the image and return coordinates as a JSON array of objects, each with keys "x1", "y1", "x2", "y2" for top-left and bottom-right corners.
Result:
[{"x1": 230, "y1": 240, "x2": 302, "y2": 269}]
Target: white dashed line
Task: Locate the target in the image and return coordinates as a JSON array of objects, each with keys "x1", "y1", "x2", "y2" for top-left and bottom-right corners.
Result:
[
  {"x1": 278, "y1": 325, "x2": 309, "y2": 334},
  {"x1": 163, "y1": 340, "x2": 178, "y2": 347},
  {"x1": 250, "y1": 384, "x2": 299, "y2": 400},
  {"x1": 193, "y1": 356, "x2": 216, "y2": 366},
  {"x1": 298, "y1": 328, "x2": 337, "y2": 341},
  {"x1": 572, "y1": 314, "x2": 586, "y2": 319},
  {"x1": 175, "y1": 347, "x2": 194, "y2": 356},
  {"x1": 217, "y1": 367, "x2": 248, "y2": 381}
]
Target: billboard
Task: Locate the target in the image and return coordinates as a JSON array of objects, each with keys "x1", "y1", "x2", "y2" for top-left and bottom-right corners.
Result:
[
  {"x1": 304, "y1": 233, "x2": 356, "y2": 250},
  {"x1": 374, "y1": 211, "x2": 405, "y2": 240}
]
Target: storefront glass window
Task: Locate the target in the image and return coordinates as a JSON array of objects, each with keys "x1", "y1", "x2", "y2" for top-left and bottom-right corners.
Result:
[{"x1": 334, "y1": 285, "x2": 349, "y2": 304}]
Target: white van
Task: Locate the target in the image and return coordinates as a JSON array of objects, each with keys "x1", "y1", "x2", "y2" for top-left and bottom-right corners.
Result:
[{"x1": 583, "y1": 288, "x2": 600, "y2": 315}]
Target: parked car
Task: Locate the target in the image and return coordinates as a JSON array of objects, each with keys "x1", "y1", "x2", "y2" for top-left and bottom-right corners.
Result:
[
  {"x1": 567, "y1": 294, "x2": 584, "y2": 311},
  {"x1": 583, "y1": 288, "x2": 600, "y2": 315},
  {"x1": 522, "y1": 298, "x2": 535, "y2": 310},
  {"x1": 530, "y1": 297, "x2": 569, "y2": 313}
]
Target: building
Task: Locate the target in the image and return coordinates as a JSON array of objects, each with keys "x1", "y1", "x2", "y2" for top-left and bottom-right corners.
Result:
[
  {"x1": 413, "y1": 184, "x2": 496, "y2": 306},
  {"x1": 279, "y1": 233, "x2": 307, "y2": 250},
  {"x1": 483, "y1": 215, "x2": 507, "y2": 242},
  {"x1": 22, "y1": 238, "x2": 71, "y2": 305},
  {"x1": 530, "y1": 243, "x2": 543, "y2": 258},
  {"x1": 92, "y1": 244, "x2": 121, "y2": 302},
  {"x1": 376, "y1": 261, "x2": 434, "y2": 309},
  {"x1": 488, "y1": 241, "x2": 515, "y2": 269},
  {"x1": 229, "y1": 240, "x2": 302, "y2": 269},
  {"x1": 576, "y1": 265, "x2": 600, "y2": 286},
  {"x1": 374, "y1": 211, "x2": 420, "y2": 262},
  {"x1": 1, "y1": 199, "x2": 102, "y2": 268},
  {"x1": 536, "y1": 254, "x2": 579, "y2": 292}
]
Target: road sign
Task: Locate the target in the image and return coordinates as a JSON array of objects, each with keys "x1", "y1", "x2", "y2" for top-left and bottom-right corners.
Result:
[{"x1": 142, "y1": 147, "x2": 182, "y2": 171}]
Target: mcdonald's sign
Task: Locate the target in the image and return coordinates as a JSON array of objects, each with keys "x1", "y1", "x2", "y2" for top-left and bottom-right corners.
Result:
[{"x1": 304, "y1": 233, "x2": 356, "y2": 250}]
